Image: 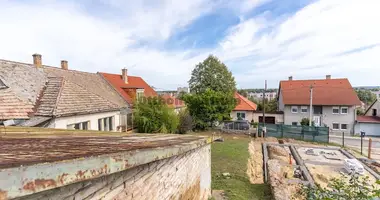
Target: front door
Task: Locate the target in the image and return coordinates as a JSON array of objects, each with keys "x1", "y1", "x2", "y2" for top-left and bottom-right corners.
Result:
[{"x1": 313, "y1": 116, "x2": 321, "y2": 126}]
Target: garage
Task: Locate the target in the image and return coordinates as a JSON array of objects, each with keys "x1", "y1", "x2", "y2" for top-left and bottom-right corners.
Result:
[{"x1": 355, "y1": 116, "x2": 380, "y2": 136}]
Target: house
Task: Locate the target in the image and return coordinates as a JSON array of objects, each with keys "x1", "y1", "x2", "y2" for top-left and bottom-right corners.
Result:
[
  {"x1": 278, "y1": 75, "x2": 361, "y2": 134},
  {"x1": 99, "y1": 70, "x2": 157, "y2": 106},
  {"x1": 355, "y1": 99, "x2": 380, "y2": 136},
  {"x1": 160, "y1": 94, "x2": 186, "y2": 113},
  {"x1": 230, "y1": 92, "x2": 257, "y2": 121},
  {"x1": 0, "y1": 54, "x2": 128, "y2": 131}
]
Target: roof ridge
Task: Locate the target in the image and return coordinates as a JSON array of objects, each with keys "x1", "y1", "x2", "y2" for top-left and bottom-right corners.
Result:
[
  {"x1": 99, "y1": 72, "x2": 143, "y2": 79},
  {"x1": 236, "y1": 92, "x2": 256, "y2": 110}
]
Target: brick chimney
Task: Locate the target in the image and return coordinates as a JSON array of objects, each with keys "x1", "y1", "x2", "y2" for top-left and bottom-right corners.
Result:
[
  {"x1": 288, "y1": 76, "x2": 293, "y2": 81},
  {"x1": 32, "y1": 54, "x2": 42, "y2": 68},
  {"x1": 326, "y1": 75, "x2": 331, "y2": 79},
  {"x1": 122, "y1": 68, "x2": 128, "y2": 84},
  {"x1": 61, "y1": 60, "x2": 68, "y2": 70}
]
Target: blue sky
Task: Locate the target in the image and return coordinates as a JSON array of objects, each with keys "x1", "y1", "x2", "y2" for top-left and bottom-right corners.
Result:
[{"x1": 0, "y1": 0, "x2": 379, "y2": 90}]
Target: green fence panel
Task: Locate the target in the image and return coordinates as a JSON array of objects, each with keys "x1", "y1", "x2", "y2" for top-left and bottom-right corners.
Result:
[{"x1": 258, "y1": 123, "x2": 329, "y2": 143}]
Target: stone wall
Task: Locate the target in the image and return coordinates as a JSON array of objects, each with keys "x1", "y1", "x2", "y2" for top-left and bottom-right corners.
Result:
[{"x1": 15, "y1": 145, "x2": 211, "y2": 200}]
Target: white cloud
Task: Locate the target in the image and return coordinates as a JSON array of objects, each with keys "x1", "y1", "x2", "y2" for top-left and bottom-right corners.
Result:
[
  {"x1": 0, "y1": 0, "x2": 379, "y2": 90},
  {"x1": 217, "y1": 0, "x2": 380, "y2": 87}
]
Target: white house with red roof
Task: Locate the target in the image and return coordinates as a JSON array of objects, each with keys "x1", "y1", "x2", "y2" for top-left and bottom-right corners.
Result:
[{"x1": 230, "y1": 92, "x2": 257, "y2": 121}]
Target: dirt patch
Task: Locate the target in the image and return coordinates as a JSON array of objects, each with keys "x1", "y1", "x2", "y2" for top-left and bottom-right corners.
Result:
[
  {"x1": 212, "y1": 190, "x2": 227, "y2": 200},
  {"x1": 267, "y1": 160, "x2": 304, "y2": 200},
  {"x1": 247, "y1": 140, "x2": 264, "y2": 184}
]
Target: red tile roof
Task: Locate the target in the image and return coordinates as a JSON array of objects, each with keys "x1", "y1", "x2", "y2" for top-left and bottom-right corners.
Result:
[
  {"x1": 160, "y1": 94, "x2": 185, "y2": 109},
  {"x1": 234, "y1": 92, "x2": 257, "y2": 111},
  {"x1": 357, "y1": 116, "x2": 380, "y2": 124},
  {"x1": 100, "y1": 72, "x2": 157, "y2": 104},
  {"x1": 280, "y1": 78, "x2": 361, "y2": 106}
]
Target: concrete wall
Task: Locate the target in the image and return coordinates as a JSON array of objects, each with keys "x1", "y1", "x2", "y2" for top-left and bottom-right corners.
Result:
[
  {"x1": 365, "y1": 100, "x2": 380, "y2": 117},
  {"x1": 50, "y1": 111, "x2": 121, "y2": 131},
  {"x1": 283, "y1": 105, "x2": 356, "y2": 134},
  {"x1": 15, "y1": 144, "x2": 211, "y2": 200}
]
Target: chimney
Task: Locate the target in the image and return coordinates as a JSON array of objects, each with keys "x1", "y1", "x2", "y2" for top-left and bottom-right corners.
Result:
[
  {"x1": 326, "y1": 75, "x2": 331, "y2": 79},
  {"x1": 122, "y1": 68, "x2": 128, "y2": 83},
  {"x1": 32, "y1": 54, "x2": 42, "y2": 68},
  {"x1": 61, "y1": 60, "x2": 68, "y2": 70},
  {"x1": 288, "y1": 76, "x2": 293, "y2": 81}
]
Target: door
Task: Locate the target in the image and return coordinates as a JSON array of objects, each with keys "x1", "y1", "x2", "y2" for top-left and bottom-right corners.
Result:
[{"x1": 313, "y1": 116, "x2": 321, "y2": 126}]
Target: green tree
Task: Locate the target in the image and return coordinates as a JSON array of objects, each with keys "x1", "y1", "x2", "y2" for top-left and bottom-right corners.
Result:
[
  {"x1": 357, "y1": 108, "x2": 365, "y2": 116},
  {"x1": 249, "y1": 98, "x2": 277, "y2": 112},
  {"x1": 133, "y1": 97, "x2": 179, "y2": 133},
  {"x1": 300, "y1": 117, "x2": 314, "y2": 126},
  {"x1": 356, "y1": 90, "x2": 376, "y2": 105},
  {"x1": 177, "y1": 109, "x2": 193, "y2": 134},
  {"x1": 183, "y1": 89, "x2": 237, "y2": 130},
  {"x1": 304, "y1": 174, "x2": 380, "y2": 199},
  {"x1": 237, "y1": 89, "x2": 248, "y2": 97},
  {"x1": 189, "y1": 55, "x2": 236, "y2": 94}
]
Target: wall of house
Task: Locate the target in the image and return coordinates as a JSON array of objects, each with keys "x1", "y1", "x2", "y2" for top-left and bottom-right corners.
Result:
[
  {"x1": 50, "y1": 111, "x2": 121, "y2": 131},
  {"x1": 283, "y1": 105, "x2": 356, "y2": 134},
  {"x1": 278, "y1": 91, "x2": 285, "y2": 111},
  {"x1": 365, "y1": 100, "x2": 380, "y2": 117},
  {"x1": 230, "y1": 110, "x2": 254, "y2": 121},
  {"x1": 15, "y1": 144, "x2": 211, "y2": 200}
]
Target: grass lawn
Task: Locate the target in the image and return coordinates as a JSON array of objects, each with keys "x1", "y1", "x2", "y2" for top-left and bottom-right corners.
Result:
[{"x1": 211, "y1": 134, "x2": 271, "y2": 200}]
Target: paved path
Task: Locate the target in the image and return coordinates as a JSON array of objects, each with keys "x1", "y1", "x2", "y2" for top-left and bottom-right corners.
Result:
[{"x1": 329, "y1": 135, "x2": 380, "y2": 160}]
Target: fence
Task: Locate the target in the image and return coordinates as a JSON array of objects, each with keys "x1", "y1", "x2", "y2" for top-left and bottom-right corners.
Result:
[{"x1": 258, "y1": 123, "x2": 329, "y2": 143}]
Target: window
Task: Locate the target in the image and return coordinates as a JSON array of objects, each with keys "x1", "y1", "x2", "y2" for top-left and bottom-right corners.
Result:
[
  {"x1": 332, "y1": 123, "x2": 340, "y2": 130},
  {"x1": 341, "y1": 124, "x2": 348, "y2": 130},
  {"x1": 301, "y1": 106, "x2": 308, "y2": 113},
  {"x1": 341, "y1": 107, "x2": 348, "y2": 114},
  {"x1": 67, "y1": 121, "x2": 90, "y2": 130},
  {"x1": 373, "y1": 109, "x2": 378, "y2": 117},
  {"x1": 291, "y1": 106, "x2": 298, "y2": 113},
  {"x1": 136, "y1": 89, "x2": 145, "y2": 100},
  {"x1": 292, "y1": 122, "x2": 298, "y2": 126},
  {"x1": 332, "y1": 107, "x2": 339, "y2": 114},
  {"x1": 237, "y1": 112, "x2": 246, "y2": 119},
  {"x1": 98, "y1": 116, "x2": 114, "y2": 131}
]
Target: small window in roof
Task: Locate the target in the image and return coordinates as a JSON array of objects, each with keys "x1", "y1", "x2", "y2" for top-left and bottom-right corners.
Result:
[{"x1": 0, "y1": 79, "x2": 7, "y2": 89}]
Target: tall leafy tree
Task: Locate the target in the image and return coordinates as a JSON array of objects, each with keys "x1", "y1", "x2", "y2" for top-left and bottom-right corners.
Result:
[
  {"x1": 356, "y1": 90, "x2": 376, "y2": 105},
  {"x1": 189, "y1": 55, "x2": 236, "y2": 94},
  {"x1": 184, "y1": 55, "x2": 237, "y2": 130}
]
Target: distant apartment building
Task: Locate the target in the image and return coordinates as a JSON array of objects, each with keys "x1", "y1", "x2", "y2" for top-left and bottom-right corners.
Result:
[
  {"x1": 248, "y1": 92, "x2": 277, "y2": 101},
  {"x1": 177, "y1": 87, "x2": 190, "y2": 94}
]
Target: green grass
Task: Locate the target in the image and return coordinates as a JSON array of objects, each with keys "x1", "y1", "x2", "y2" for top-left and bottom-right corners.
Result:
[{"x1": 211, "y1": 135, "x2": 271, "y2": 200}]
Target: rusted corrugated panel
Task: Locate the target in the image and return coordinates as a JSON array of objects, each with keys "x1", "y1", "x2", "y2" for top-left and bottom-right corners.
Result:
[{"x1": 0, "y1": 134, "x2": 211, "y2": 199}]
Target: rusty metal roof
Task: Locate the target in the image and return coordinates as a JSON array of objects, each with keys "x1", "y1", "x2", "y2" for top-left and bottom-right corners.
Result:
[{"x1": 0, "y1": 134, "x2": 211, "y2": 199}]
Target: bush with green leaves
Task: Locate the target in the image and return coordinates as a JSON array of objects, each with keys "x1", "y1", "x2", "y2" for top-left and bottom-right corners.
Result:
[
  {"x1": 303, "y1": 174, "x2": 380, "y2": 200},
  {"x1": 133, "y1": 97, "x2": 179, "y2": 133},
  {"x1": 177, "y1": 109, "x2": 193, "y2": 134},
  {"x1": 300, "y1": 117, "x2": 315, "y2": 126}
]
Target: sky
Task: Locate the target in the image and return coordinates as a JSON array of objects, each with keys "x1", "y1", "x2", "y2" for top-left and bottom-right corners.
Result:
[{"x1": 0, "y1": 0, "x2": 379, "y2": 90}]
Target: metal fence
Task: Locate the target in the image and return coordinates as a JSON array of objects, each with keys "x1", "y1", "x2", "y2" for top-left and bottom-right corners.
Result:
[{"x1": 258, "y1": 123, "x2": 329, "y2": 143}]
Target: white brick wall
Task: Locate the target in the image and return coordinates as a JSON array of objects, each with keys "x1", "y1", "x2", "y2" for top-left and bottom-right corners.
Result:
[{"x1": 16, "y1": 145, "x2": 211, "y2": 200}]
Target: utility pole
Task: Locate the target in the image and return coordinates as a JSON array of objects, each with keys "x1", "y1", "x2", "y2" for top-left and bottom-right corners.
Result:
[
  {"x1": 309, "y1": 84, "x2": 313, "y2": 126},
  {"x1": 263, "y1": 80, "x2": 267, "y2": 126}
]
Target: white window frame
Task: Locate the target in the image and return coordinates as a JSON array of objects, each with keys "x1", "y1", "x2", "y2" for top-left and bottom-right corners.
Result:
[
  {"x1": 136, "y1": 89, "x2": 145, "y2": 100},
  {"x1": 340, "y1": 124, "x2": 348, "y2": 130},
  {"x1": 332, "y1": 107, "x2": 340, "y2": 114},
  {"x1": 237, "y1": 112, "x2": 246, "y2": 119},
  {"x1": 301, "y1": 106, "x2": 308, "y2": 113},
  {"x1": 67, "y1": 121, "x2": 90, "y2": 130},
  {"x1": 341, "y1": 107, "x2": 348, "y2": 114},
  {"x1": 98, "y1": 116, "x2": 115, "y2": 131},
  {"x1": 332, "y1": 122, "x2": 340, "y2": 130},
  {"x1": 291, "y1": 106, "x2": 298, "y2": 113}
]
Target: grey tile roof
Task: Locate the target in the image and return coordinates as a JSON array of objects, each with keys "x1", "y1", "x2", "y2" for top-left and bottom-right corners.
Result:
[{"x1": 0, "y1": 59, "x2": 127, "y2": 119}]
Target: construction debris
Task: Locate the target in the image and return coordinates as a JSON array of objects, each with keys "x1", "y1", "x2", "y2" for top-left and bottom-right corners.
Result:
[{"x1": 344, "y1": 159, "x2": 365, "y2": 175}]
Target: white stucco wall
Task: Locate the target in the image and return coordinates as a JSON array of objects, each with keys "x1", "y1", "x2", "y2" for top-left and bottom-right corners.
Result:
[
  {"x1": 50, "y1": 111, "x2": 121, "y2": 131},
  {"x1": 230, "y1": 110, "x2": 254, "y2": 121}
]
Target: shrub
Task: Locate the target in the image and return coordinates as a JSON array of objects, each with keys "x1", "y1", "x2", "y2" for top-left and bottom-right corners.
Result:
[
  {"x1": 303, "y1": 174, "x2": 380, "y2": 199},
  {"x1": 300, "y1": 118, "x2": 314, "y2": 126},
  {"x1": 177, "y1": 109, "x2": 193, "y2": 134},
  {"x1": 133, "y1": 97, "x2": 179, "y2": 133}
]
